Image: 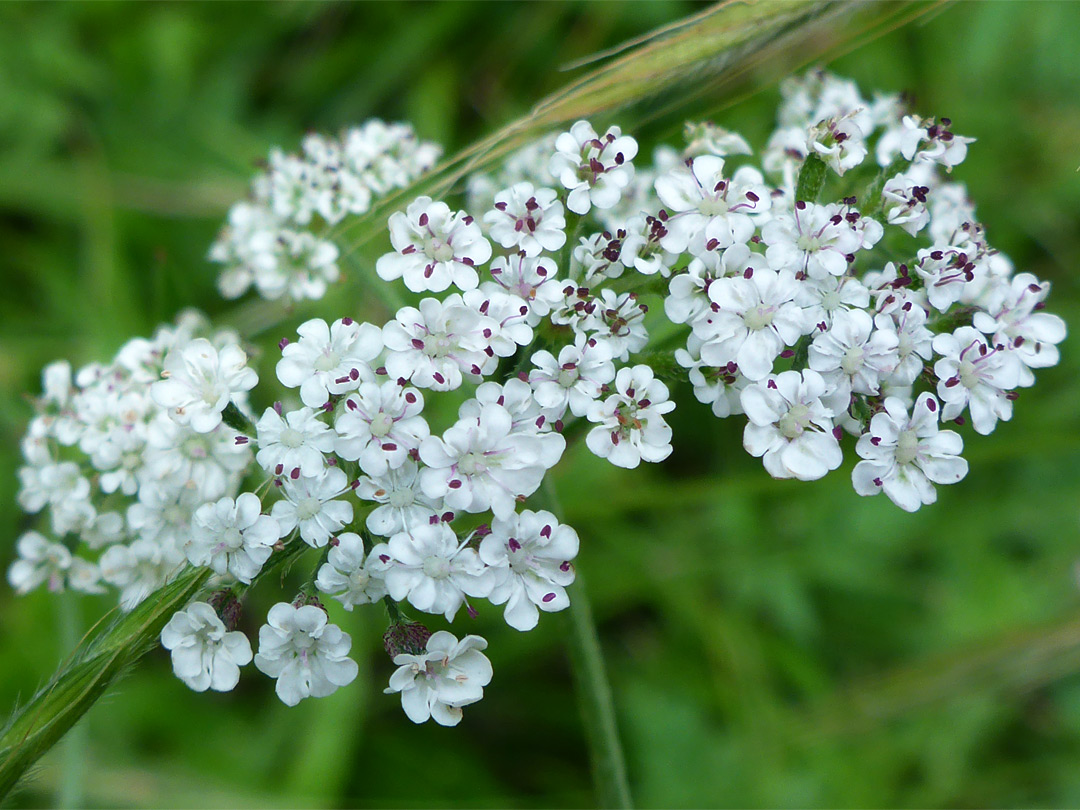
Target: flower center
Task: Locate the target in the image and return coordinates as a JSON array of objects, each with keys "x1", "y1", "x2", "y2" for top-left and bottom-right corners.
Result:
[
  {"x1": 280, "y1": 428, "x2": 304, "y2": 449},
  {"x1": 457, "y1": 452, "x2": 486, "y2": 476},
  {"x1": 313, "y1": 351, "x2": 340, "y2": 373},
  {"x1": 222, "y1": 527, "x2": 244, "y2": 550},
  {"x1": 699, "y1": 197, "x2": 730, "y2": 216},
  {"x1": 557, "y1": 368, "x2": 579, "y2": 388},
  {"x1": 351, "y1": 569, "x2": 370, "y2": 589},
  {"x1": 797, "y1": 234, "x2": 824, "y2": 252},
  {"x1": 841, "y1": 346, "x2": 866, "y2": 376},
  {"x1": 743, "y1": 305, "x2": 774, "y2": 331},
  {"x1": 422, "y1": 333, "x2": 452, "y2": 358},
  {"x1": 296, "y1": 497, "x2": 321, "y2": 521},
  {"x1": 388, "y1": 487, "x2": 415, "y2": 508},
  {"x1": 426, "y1": 237, "x2": 455, "y2": 263},
  {"x1": 959, "y1": 359, "x2": 980, "y2": 389},
  {"x1": 422, "y1": 556, "x2": 451, "y2": 579},
  {"x1": 369, "y1": 412, "x2": 394, "y2": 438},
  {"x1": 778, "y1": 403, "x2": 811, "y2": 439},
  {"x1": 896, "y1": 429, "x2": 920, "y2": 465}
]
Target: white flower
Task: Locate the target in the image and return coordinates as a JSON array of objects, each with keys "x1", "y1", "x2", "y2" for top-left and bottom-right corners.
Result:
[
  {"x1": 572, "y1": 231, "x2": 625, "y2": 283},
  {"x1": 483, "y1": 182, "x2": 566, "y2": 256},
  {"x1": 385, "y1": 631, "x2": 493, "y2": 726},
  {"x1": 276, "y1": 318, "x2": 383, "y2": 408},
  {"x1": 666, "y1": 243, "x2": 764, "y2": 325},
  {"x1": 809, "y1": 308, "x2": 899, "y2": 396},
  {"x1": 972, "y1": 272, "x2": 1066, "y2": 382},
  {"x1": 17, "y1": 460, "x2": 90, "y2": 514},
  {"x1": 315, "y1": 532, "x2": 388, "y2": 610},
  {"x1": 807, "y1": 113, "x2": 868, "y2": 175},
  {"x1": 254, "y1": 603, "x2": 358, "y2": 706},
  {"x1": 151, "y1": 339, "x2": 257, "y2": 434},
  {"x1": 881, "y1": 172, "x2": 931, "y2": 235},
  {"x1": 675, "y1": 335, "x2": 747, "y2": 419},
  {"x1": 620, "y1": 214, "x2": 678, "y2": 276},
  {"x1": 486, "y1": 254, "x2": 563, "y2": 325},
  {"x1": 696, "y1": 267, "x2": 807, "y2": 381},
  {"x1": 852, "y1": 393, "x2": 968, "y2": 512},
  {"x1": 528, "y1": 334, "x2": 615, "y2": 419},
  {"x1": 141, "y1": 416, "x2": 249, "y2": 503},
  {"x1": 762, "y1": 201, "x2": 864, "y2": 279},
  {"x1": 382, "y1": 296, "x2": 490, "y2": 391},
  {"x1": 67, "y1": 557, "x2": 106, "y2": 594},
  {"x1": 356, "y1": 460, "x2": 444, "y2": 538},
  {"x1": 334, "y1": 380, "x2": 429, "y2": 475},
  {"x1": 586, "y1": 365, "x2": 675, "y2": 469},
  {"x1": 376, "y1": 196, "x2": 492, "y2": 293},
  {"x1": 550, "y1": 120, "x2": 638, "y2": 215},
  {"x1": 255, "y1": 406, "x2": 336, "y2": 478},
  {"x1": 7, "y1": 531, "x2": 72, "y2": 594},
  {"x1": 740, "y1": 370, "x2": 842, "y2": 481},
  {"x1": 794, "y1": 273, "x2": 870, "y2": 331},
  {"x1": 897, "y1": 115, "x2": 974, "y2": 169},
  {"x1": 882, "y1": 306, "x2": 934, "y2": 386},
  {"x1": 933, "y1": 326, "x2": 1023, "y2": 435},
  {"x1": 419, "y1": 403, "x2": 564, "y2": 520},
  {"x1": 187, "y1": 494, "x2": 281, "y2": 584},
  {"x1": 480, "y1": 509, "x2": 578, "y2": 631},
  {"x1": 913, "y1": 246, "x2": 982, "y2": 312},
  {"x1": 161, "y1": 602, "x2": 253, "y2": 693},
  {"x1": 374, "y1": 523, "x2": 492, "y2": 620},
  {"x1": 271, "y1": 467, "x2": 354, "y2": 548},
  {"x1": 586, "y1": 289, "x2": 650, "y2": 363},
  {"x1": 654, "y1": 155, "x2": 769, "y2": 253},
  {"x1": 683, "y1": 121, "x2": 753, "y2": 158}
]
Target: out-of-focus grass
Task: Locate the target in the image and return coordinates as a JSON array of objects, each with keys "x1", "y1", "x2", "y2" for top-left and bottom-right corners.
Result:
[{"x1": 1, "y1": 2, "x2": 1079, "y2": 807}]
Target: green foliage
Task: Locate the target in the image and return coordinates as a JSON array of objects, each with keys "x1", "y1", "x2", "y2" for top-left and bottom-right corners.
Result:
[{"x1": 2, "y1": 2, "x2": 1079, "y2": 807}]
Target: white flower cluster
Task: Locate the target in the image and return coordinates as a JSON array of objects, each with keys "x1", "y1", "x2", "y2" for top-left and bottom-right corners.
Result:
[
  {"x1": 211, "y1": 120, "x2": 441, "y2": 302},
  {"x1": 10, "y1": 311, "x2": 260, "y2": 609},
  {"x1": 10, "y1": 71, "x2": 1064, "y2": 729},
  {"x1": 659, "y1": 69, "x2": 1063, "y2": 511}
]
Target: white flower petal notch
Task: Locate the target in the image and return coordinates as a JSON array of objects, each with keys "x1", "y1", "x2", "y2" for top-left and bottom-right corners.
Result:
[{"x1": 384, "y1": 630, "x2": 493, "y2": 726}]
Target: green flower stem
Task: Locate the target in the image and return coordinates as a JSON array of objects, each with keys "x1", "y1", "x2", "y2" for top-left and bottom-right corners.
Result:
[
  {"x1": 539, "y1": 481, "x2": 633, "y2": 809},
  {"x1": 565, "y1": 572, "x2": 634, "y2": 809},
  {"x1": 795, "y1": 153, "x2": 828, "y2": 204},
  {"x1": 0, "y1": 568, "x2": 211, "y2": 800}
]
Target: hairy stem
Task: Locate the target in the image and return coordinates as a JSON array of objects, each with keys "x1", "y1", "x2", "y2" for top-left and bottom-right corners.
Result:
[{"x1": 56, "y1": 591, "x2": 86, "y2": 810}]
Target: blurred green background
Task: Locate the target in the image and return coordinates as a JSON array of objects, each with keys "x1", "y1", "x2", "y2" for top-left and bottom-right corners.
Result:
[{"x1": 2, "y1": 2, "x2": 1079, "y2": 807}]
